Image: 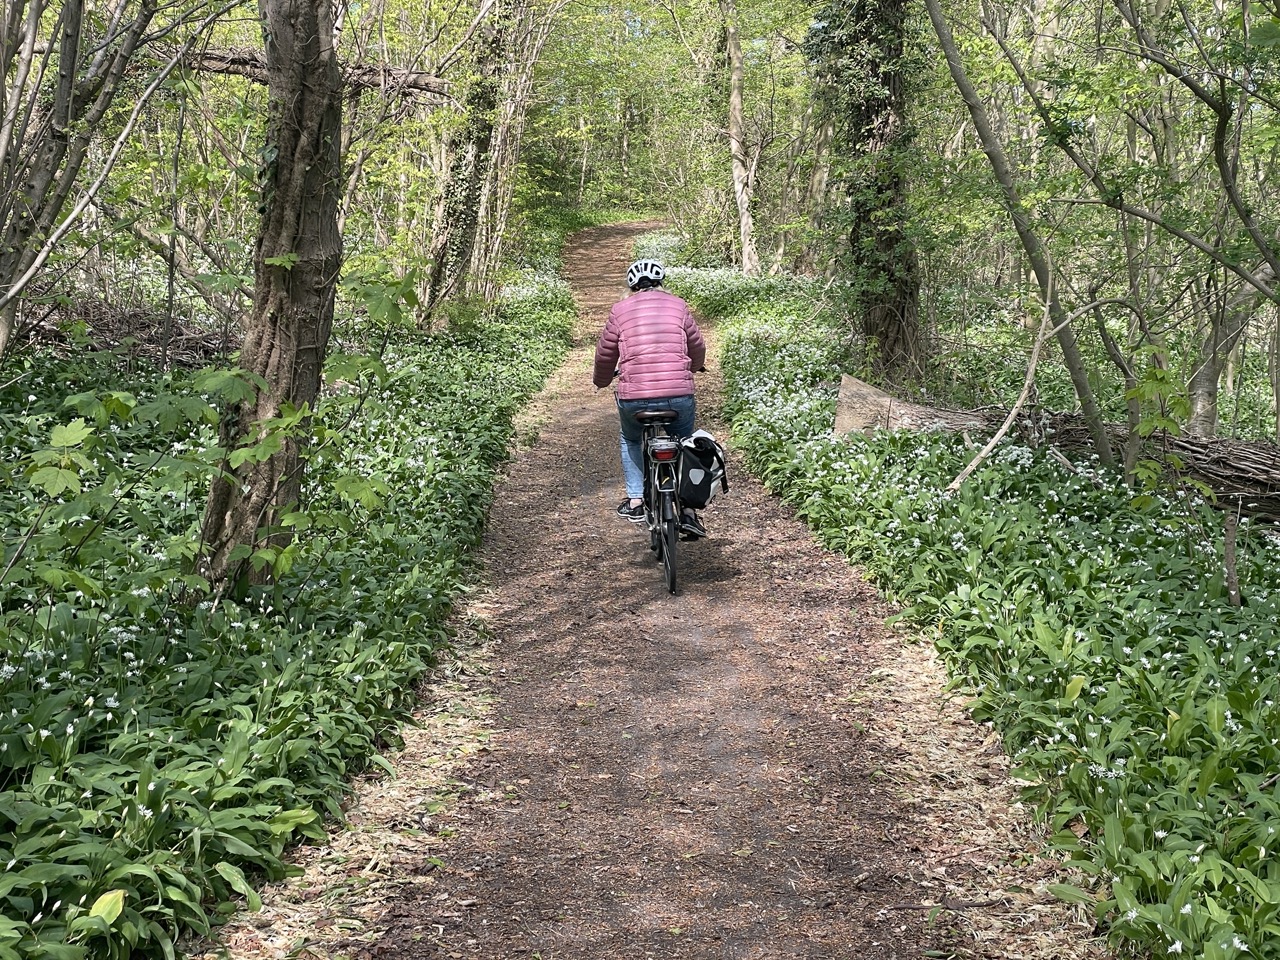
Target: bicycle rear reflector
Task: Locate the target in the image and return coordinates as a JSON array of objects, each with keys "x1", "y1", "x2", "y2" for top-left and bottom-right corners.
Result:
[{"x1": 649, "y1": 440, "x2": 679, "y2": 461}]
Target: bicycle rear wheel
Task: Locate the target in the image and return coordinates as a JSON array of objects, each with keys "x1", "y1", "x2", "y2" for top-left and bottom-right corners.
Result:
[{"x1": 660, "y1": 492, "x2": 678, "y2": 594}]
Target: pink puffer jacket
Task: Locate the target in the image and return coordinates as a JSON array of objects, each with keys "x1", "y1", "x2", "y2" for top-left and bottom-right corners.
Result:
[{"x1": 592, "y1": 289, "x2": 706, "y2": 400}]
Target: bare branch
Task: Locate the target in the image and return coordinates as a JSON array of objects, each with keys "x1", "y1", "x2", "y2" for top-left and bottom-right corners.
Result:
[
  {"x1": 186, "y1": 48, "x2": 452, "y2": 99},
  {"x1": 432, "y1": 0, "x2": 498, "y2": 77},
  {"x1": 946, "y1": 292, "x2": 1055, "y2": 493},
  {"x1": 0, "y1": 1, "x2": 242, "y2": 315},
  {"x1": 653, "y1": 0, "x2": 706, "y2": 72},
  {"x1": 984, "y1": 24, "x2": 1280, "y2": 305},
  {"x1": 1052, "y1": 199, "x2": 1278, "y2": 301}
]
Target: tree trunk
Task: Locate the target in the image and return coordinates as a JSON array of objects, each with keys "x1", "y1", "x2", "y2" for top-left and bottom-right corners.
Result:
[
  {"x1": 923, "y1": 0, "x2": 1114, "y2": 467},
  {"x1": 578, "y1": 114, "x2": 590, "y2": 203},
  {"x1": 807, "y1": 0, "x2": 920, "y2": 377},
  {"x1": 1187, "y1": 327, "x2": 1224, "y2": 439},
  {"x1": 853, "y1": 0, "x2": 920, "y2": 378},
  {"x1": 1093, "y1": 302, "x2": 1144, "y2": 478},
  {"x1": 720, "y1": 0, "x2": 759, "y2": 276},
  {"x1": 466, "y1": 0, "x2": 563, "y2": 303},
  {"x1": 1186, "y1": 264, "x2": 1274, "y2": 438},
  {"x1": 771, "y1": 106, "x2": 833, "y2": 274},
  {"x1": 1271, "y1": 317, "x2": 1280, "y2": 441},
  {"x1": 797, "y1": 118, "x2": 833, "y2": 274},
  {"x1": 199, "y1": 0, "x2": 343, "y2": 585},
  {"x1": 422, "y1": 8, "x2": 503, "y2": 316},
  {"x1": 0, "y1": 0, "x2": 157, "y2": 360}
]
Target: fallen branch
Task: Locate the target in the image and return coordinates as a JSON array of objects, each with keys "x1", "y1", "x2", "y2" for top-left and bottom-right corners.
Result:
[
  {"x1": 947, "y1": 296, "x2": 1055, "y2": 493},
  {"x1": 0, "y1": 370, "x2": 31, "y2": 392},
  {"x1": 888, "y1": 896, "x2": 1005, "y2": 911},
  {"x1": 835, "y1": 381, "x2": 1280, "y2": 520},
  {"x1": 1040, "y1": 414, "x2": 1280, "y2": 520},
  {"x1": 1047, "y1": 446, "x2": 1077, "y2": 474},
  {"x1": 187, "y1": 49, "x2": 451, "y2": 99}
]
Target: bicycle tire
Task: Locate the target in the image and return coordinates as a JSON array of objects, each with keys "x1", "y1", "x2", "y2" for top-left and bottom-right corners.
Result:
[{"x1": 660, "y1": 492, "x2": 678, "y2": 594}]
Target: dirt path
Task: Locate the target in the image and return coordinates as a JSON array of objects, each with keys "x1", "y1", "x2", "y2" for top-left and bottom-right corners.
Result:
[{"x1": 203, "y1": 226, "x2": 1110, "y2": 960}]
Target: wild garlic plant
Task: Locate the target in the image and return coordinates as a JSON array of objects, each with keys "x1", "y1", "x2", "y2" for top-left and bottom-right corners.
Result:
[
  {"x1": 0, "y1": 269, "x2": 575, "y2": 960},
  {"x1": 688, "y1": 265, "x2": 1280, "y2": 960}
]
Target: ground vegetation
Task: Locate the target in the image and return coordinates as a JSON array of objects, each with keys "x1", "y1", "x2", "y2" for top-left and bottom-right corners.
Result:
[
  {"x1": 665, "y1": 263, "x2": 1280, "y2": 959},
  {"x1": 0, "y1": 271, "x2": 574, "y2": 958},
  {"x1": 2, "y1": 0, "x2": 1280, "y2": 956}
]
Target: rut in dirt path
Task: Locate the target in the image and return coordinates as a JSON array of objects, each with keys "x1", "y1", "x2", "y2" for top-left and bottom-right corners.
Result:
[{"x1": 366, "y1": 225, "x2": 1107, "y2": 960}]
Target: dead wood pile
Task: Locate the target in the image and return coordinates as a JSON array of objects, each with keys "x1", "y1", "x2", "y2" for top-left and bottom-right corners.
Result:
[
  {"x1": 835, "y1": 375, "x2": 1280, "y2": 521},
  {"x1": 19, "y1": 296, "x2": 235, "y2": 369}
]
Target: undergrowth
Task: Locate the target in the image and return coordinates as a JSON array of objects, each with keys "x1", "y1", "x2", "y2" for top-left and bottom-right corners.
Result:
[
  {"x1": 669, "y1": 267, "x2": 1280, "y2": 960},
  {"x1": 0, "y1": 272, "x2": 574, "y2": 959}
]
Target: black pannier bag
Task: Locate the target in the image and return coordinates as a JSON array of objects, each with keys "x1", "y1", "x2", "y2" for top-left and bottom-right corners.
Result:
[{"x1": 678, "y1": 430, "x2": 728, "y2": 509}]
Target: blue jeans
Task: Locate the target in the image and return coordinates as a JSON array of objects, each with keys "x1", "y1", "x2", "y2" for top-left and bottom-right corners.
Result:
[{"x1": 617, "y1": 395, "x2": 696, "y2": 499}]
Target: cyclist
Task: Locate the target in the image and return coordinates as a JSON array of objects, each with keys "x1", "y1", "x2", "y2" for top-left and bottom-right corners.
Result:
[{"x1": 593, "y1": 258, "x2": 707, "y2": 538}]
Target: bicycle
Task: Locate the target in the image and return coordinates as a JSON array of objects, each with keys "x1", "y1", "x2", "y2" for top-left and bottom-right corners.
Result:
[{"x1": 635, "y1": 409, "x2": 683, "y2": 595}]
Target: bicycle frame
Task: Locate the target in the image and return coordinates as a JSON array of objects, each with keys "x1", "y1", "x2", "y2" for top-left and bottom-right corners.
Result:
[{"x1": 638, "y1": 415, "x2": 682, "y2": 594}]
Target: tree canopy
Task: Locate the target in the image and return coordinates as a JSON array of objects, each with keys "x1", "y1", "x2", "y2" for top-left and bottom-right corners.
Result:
[{"x1": 6, "y1": 0, "x2": 1279, "y2": 452}]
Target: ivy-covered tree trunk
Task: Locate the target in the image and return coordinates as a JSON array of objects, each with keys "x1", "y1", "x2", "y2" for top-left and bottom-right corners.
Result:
[
  {"x1": 423, "y1": 11, "x2": 504, "y2": 316},
  {"x1": 467, "y1": 0, "x2": 564, "y2": 302},
  {"x1": 808, "y1": 0, "x2": 920, "y2": 378},
  {"x1": 199, "y1": 0, "x2": 343, "y2": 584}
]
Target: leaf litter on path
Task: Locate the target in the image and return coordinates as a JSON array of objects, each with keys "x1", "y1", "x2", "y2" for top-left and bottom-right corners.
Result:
[{"x1": 193, "y1": 225, "x2": 1112, "y2": 960}]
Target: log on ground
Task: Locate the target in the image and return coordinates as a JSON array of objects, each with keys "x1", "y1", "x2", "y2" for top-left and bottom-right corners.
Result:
[{"x1": 835, "y1": 375, "x2": 1280, "y2": 521}]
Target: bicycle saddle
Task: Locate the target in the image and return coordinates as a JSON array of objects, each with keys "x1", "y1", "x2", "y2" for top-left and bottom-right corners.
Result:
[{"x1": 635, "y1": 410, "x2": 680, "y2": 423}]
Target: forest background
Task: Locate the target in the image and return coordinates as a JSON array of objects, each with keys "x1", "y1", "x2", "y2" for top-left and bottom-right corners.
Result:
[{"x1": 2, "y1": 0, "x2": 1280, "y2": 958}]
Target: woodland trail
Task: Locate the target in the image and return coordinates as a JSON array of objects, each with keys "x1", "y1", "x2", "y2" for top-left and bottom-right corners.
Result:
[{"x1": 205, "y1": 226, "x2": 1110, "y2": 960}]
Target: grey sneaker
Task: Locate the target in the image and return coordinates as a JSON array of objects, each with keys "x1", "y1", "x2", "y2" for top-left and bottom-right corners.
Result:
[{"x1": 616, "y1": 499, "x2": 645, "y2": 523}]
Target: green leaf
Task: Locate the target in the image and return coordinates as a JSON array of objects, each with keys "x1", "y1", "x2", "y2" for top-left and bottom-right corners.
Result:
[
  {"x1": 264, "y1": 253, "x2": 299, "y2": 270},
  {"x1": 228, "y1": 431, "x2": 283, "y2": 468},
  {"x1": 50, "y1": 419, "x2": 93, "y2": 447},
  {"x1": 28, "y1": 466, "x2": 81, "y2": 497},
  {"x1": 266, "y1": 809, "x2": 319, "y2": 837},
  {"x1": 1198, "y1": 751, "x2": 1221, "y2": 796},
  {"x1": 1064, "y1": 675, "x2": 1086, "y2": 702},
  {"x1": 89, "y1": 889, "x2": 126, "y2": 924},
  {"x1": 193, "y1": 368, "x2": 266, "y2": 404},
  {"x1": 1111, "y1": 878, "x2": 1139, "y2": 913},
  {"x1": 325, "y1": 353, "x2": 388, "y2": 386},
  {"x1": 1252, "y1": 18, "x2": 1280, "y2": 47},
  {"x1": 101, "y1": 392, "x2": 137, "y2": 421},
  {"x1": 1205, "y1": 697, "x2": 1226, "y2": 734},
  {"x1": 219, "y1": 730, "x2": 250, "y2": 779},
  {"x1": 1047, "y1": 883, "x2": 1095, "y2": 905},
  {"x1": 334, "y1": 475, "x2": 387, "y2": 509},
  {"x1": 213, "y1": 861, "x2": 262, "y2": 911}
]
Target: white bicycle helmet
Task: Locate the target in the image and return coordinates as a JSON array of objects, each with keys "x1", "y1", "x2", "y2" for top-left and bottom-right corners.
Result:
[{"x1": 626, "y1": 259, "x2": 665, "y2": 290}]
